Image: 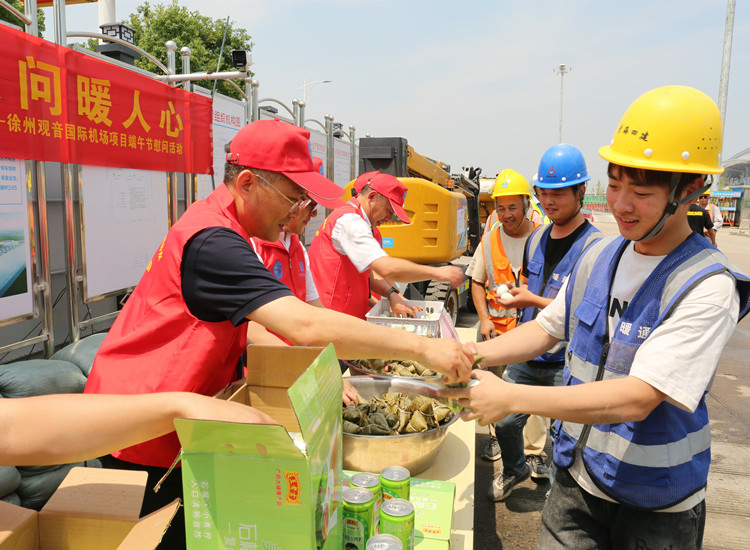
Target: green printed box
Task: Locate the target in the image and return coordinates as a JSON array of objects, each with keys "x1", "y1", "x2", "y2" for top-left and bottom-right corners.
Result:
[
  {"x1": 176, "y1": 345, "x2": 343, "y2": 550},
  {"x1": 411, "y1": 478, "x2": 455, "y2": 546}
]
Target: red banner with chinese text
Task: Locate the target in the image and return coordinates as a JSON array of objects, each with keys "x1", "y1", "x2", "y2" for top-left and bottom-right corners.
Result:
[{"x1": 0, "y1": 25, "x2": 213, "y2": 174}]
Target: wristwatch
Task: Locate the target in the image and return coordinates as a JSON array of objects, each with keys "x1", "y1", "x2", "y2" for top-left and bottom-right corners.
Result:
[{"x1": 385, "y1": 286, "x2": 400, "y2": 299}]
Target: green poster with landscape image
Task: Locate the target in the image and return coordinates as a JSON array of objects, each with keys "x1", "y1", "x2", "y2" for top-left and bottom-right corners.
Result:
[{"x1": 0, "y1": 157, "x2": 33, "y2": 321}]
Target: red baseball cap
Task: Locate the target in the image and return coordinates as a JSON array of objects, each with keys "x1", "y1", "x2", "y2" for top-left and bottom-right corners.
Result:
[
  {"x1": 353, "y1": 171, "x2": 410, "y2": 223},
  {"x1": 226, "y1": 119, "x2": 346, "y2": 209}
]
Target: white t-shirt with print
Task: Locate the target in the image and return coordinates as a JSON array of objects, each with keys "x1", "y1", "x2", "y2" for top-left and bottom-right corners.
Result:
[
  {"x1": 536, "y1": 240, "x2": 740, "y2": 511},
  {"x1": 466, "y1": 229, "x2": 527, "y2": 284}
]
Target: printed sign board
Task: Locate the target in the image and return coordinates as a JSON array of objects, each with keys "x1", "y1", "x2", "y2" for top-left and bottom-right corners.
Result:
[
  {"x1": 194, "y1": 88, "x2": 246, "y2": 200},
  {"x1": 0, "y1": 157, "x2": 34, "y2": 322},
  {"x1": 80, "y1": 165, "x2": 169, "y2": 299}
]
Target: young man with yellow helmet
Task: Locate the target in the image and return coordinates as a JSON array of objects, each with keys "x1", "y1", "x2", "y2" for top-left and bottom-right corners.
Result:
[
  {"x1": 697, "y1": 188, "x2": 723, "y2": 244},
  {"x1": 443, "y1": 86, "x2": 750, "y2": 548}
]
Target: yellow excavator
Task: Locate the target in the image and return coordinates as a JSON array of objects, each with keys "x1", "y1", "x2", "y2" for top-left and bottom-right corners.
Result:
[{"x1": 343, "y1": 137, "x2": 491, "y2": 323}]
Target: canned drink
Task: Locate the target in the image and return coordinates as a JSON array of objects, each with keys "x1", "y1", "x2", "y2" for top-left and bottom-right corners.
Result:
[
  {"x1": 343, "y1": 487, "x2": 375, "y2": 550},
  {"x1": 444, "y1": 378, "x2": 480, "y2": 411},
  {"x1": 351, "y1": 472, "x2": 383, "y2": 530},
  {"x1": 366, "y1": 533, "x2": 404, "y2": 550},
  {"x1": 379, "y1": 498, "x2": 415, "y2": 550},
  {"x1": 380, "y1": 465, "x2": 410, "y2": 500}
]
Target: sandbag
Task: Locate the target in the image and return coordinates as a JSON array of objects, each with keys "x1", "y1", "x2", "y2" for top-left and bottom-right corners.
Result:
[
  {"x1": 0, "y1": 360, "x2": 87, "y2": 398},
  {"x1": 0, "y1": 466, "x2": 21, "y2": 497},
  {"x1": 18, "y1": 458, "x2": 102, "y2": 476},
  {"x1": 50, "y1": 333, "x2": 107, "y2": 377},
  {"x1": 1, "y1": 492, "x2": 21, "y2": 506}
]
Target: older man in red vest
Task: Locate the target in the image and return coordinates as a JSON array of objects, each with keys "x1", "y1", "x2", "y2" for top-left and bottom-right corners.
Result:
[{"x1": 309, "y1": 171, "x2": 465, "y2": 319}]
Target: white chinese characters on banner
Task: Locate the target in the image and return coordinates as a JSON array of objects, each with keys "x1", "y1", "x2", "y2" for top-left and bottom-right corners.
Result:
[{"x1": 0, "y1": 157, "x2": 34, "y2": 322}]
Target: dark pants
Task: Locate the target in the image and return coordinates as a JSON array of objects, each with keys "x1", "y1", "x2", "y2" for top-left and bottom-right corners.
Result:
[
  {"x1": 539, "y1": 467, "x2": 706, "y2": 549},
  {"x1": 495, "y1": 361, "x2": 563, "y2": 476},
  {"x1": 101, "y1": 455, "x2": 186, "y2": 550}
]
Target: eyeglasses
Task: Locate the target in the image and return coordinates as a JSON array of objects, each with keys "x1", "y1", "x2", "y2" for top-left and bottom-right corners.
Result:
[{"x1": 256, "y1": 174, "x2": 309, "y2": 216}]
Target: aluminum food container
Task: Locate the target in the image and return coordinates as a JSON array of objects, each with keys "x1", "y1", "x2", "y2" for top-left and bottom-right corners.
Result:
[{"x1": 342, "y1": 376, "x2": 459, "y2": 475}]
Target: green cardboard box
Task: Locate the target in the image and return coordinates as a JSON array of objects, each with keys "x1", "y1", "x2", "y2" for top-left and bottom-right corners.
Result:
[
  {"x1": 176, "y1": 345, "x2": 344, "y2": 550},
  {"x1": 411, "y1": 478, "x2": 455, "y2": 549}
]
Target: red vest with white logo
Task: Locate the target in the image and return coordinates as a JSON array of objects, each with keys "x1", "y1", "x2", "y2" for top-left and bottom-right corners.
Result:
[
  {"x1": 251, "y1": 235, "x2": 307, "y2": 301},
  {"x1": 309, "y1": 200, "x2": 382, "y2": 319},
  {"x1": 85, "y1": 184, "x2": 248, "y2": 467}
]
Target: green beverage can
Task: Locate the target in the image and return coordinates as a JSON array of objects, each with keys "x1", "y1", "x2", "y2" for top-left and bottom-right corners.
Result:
[
  {"x1": 444, "y1": 379, "x2": 480, "y2": 411},
  {"x1": 351, "y1": 472, "x2": 383, "y2": 530},
  {"x1": 380, "y1": 465, "x2": 410, "y2": 501},
  {"x1": 366, "y1": 533, "x2": 404, "y2": 550},
  {"x1": 379, "y1": 498, "x2": 415, "y2": 550},
  {"x1": 343, "y1": 487, "x2": 375, "y2": 550}
]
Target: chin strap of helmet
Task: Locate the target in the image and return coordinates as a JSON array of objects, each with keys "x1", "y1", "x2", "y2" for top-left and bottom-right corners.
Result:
[{"x1": 635, "y1": 175, "x2": 711, "y2": 242}]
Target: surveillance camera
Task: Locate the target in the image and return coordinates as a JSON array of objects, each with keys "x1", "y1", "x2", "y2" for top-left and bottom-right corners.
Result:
[{"x1": 231, "y1": 50, "x2": 252, "y2": 69}]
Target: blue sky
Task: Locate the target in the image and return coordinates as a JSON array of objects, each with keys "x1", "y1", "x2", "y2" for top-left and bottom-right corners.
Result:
[{"x1": 58, "y1": 0, "x2": 749, "y2": 190}]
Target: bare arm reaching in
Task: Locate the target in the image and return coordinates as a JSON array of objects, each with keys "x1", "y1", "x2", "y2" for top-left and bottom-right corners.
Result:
[{"x1": 0, "y1": 392, "x2": 276, "y2": 466}]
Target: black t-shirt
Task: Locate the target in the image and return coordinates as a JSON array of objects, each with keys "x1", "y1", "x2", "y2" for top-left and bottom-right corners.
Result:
[
  {"x1": 181, "y1": 227, "x2": 293, "y2": 326},
  {"x1": 522, "y1": 220, "x2": 592, "y2": 286},
  {"x1": 687, "y1": 204, "x2": 713, "y2": 235}
]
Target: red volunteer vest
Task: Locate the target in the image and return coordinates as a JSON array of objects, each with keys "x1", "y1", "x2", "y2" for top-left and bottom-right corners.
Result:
[
  {"x1": 309, "y1": 200, "x2": 382, "y2": 320},
  {"x1": 85, "y1": 184, "x2": 249, "y2": 467},
  {"x1": 251, "y1": 234, "x2": 307, "y2": 345},
  {"x1": 251, "y1": 235, "x2": 307, "y2": 301}
]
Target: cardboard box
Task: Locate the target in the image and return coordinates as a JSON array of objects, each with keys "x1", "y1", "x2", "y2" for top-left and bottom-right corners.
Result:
[
  {"x1": 0, "y1": 467, "x2": 178, "y2": 550},
  {"x1": 411, "y1": 478, "x2": 455, "y2": 549},
  {"x1": 175, "y1": 344, "x2": 344, "y2": 550}
]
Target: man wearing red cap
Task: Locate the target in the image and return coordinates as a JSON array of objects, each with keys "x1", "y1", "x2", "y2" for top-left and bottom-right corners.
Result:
[
  {"x1": 85, "y1": 120, "x2": 473, "y2": 549},
  {"x1": 309, "y1": 171, "x2": 466, "y2": 320}
]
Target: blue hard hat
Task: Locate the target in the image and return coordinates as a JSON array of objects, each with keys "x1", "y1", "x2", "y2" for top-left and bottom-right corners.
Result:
[{"x1": 535, "y1": 144, "x2": 591, "y2": 189}]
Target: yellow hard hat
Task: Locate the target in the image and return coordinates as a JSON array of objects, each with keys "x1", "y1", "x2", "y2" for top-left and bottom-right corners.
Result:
[
  {"x1": 492, "y1": 169, "x2": 531, "y2": 199},
  {"x1": 700, "y1": 189, "x2": 711, "y2": 197},
  {"x1": 599, "y1": 85, "x2": 724, "y2": 175}
]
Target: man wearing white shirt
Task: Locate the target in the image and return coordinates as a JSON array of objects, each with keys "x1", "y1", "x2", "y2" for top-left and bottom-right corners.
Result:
[
  {"x1": 698, "y1": 190, "x2": 723, "y2": 240},
  {"x1": 309, "y1": 171, "x2": 465, "y2": 320}
]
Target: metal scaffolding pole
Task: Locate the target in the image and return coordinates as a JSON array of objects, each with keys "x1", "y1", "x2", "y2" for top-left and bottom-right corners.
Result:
[
  {"x1": 718, "y1": 0, "x2": 736, "y2": 160},
  {"x1": 553, "y1": 64, "x2": 571, "y2": 143}
]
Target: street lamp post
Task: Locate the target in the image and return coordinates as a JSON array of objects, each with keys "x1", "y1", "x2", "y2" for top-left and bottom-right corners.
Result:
[
  {"x1": 553, "y1": 64, "x2": 571, "y2": 143},
  {"x1": 299, "y1": 79, "x2": 332, "y2": 105}
]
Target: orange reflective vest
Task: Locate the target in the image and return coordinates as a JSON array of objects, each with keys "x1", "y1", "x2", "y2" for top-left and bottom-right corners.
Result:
[{"x1": 481, "y1": 222, "x2": 539, "y2": 333}]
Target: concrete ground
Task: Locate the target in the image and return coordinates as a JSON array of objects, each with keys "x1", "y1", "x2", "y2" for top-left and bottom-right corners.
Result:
[{"x1": 458, "y1": 217, "x2": 750, "y2": 549}]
